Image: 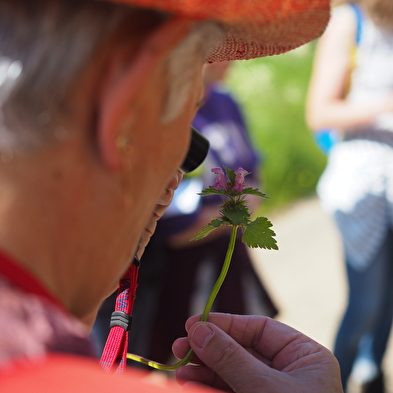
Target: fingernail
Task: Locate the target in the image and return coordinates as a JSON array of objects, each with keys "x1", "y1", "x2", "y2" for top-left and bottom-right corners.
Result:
[{"x1": 191, "y1": 324, "x2": 214, "y2": 349}]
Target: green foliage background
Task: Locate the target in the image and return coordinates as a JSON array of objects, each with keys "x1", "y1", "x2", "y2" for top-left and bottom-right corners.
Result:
[{"x1": 225, "y1": 42, "x2": 327, "y2": 214}]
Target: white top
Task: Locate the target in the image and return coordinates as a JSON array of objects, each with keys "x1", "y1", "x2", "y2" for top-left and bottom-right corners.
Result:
[{"x1": 347, "y1": 7, "x2": 393, "y2": 132}]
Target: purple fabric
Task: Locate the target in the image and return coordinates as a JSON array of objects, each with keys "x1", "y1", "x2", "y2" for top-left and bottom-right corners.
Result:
[{"x1": 193, "y1": 83, "x2": 261, "y2": 189}]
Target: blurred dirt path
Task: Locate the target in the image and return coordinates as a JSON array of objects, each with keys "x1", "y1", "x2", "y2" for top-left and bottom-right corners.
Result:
[{"x1": 250, "y1": 196, "x2": 393, "y2": 392}]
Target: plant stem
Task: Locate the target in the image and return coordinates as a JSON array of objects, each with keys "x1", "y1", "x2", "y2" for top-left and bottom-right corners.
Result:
[
  {"x1": 126, "y1": 225, "x2": 239, "y2": 370},
  {"x1": 200, "y1": 225, "x2": 238, "y2": 321}
]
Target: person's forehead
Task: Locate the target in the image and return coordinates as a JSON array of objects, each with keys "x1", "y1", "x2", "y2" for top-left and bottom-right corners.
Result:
[{"x1": 95, "y1": 0, "x2": 331, "y2": 62}]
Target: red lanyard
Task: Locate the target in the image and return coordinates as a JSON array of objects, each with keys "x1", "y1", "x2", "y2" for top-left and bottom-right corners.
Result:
[{"x1": 100, "y1": 258, "x2": 140, "y2": 373}]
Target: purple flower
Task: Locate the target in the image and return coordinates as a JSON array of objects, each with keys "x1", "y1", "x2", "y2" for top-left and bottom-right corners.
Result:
[
  {"x1": 234, "y1": 167, "x2": 248, "y2": 192},
  {"x1": 211, "y1": 167, "x2": 227, "y2": 190}
]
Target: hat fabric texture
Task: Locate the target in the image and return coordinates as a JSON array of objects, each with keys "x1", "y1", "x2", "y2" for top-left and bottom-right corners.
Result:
[{"x1": 103, "y1": 0, "x2": 330, "y2": 61}]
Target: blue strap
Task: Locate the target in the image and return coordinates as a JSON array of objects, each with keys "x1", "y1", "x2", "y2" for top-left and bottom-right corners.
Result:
[{"x1": 349, "y1": 3, "x2": 363, "y2": 45}]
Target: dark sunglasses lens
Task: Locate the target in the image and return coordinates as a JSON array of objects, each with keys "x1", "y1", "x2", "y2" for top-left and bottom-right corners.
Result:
[{"x1": 180, "y1": 127, "x2": 210, "y2": 173}]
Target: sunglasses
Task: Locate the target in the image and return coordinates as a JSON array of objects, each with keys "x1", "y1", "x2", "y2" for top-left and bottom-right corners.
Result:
[{"x1": 180, "y1": 126, "x2": 209, "y2": 173}]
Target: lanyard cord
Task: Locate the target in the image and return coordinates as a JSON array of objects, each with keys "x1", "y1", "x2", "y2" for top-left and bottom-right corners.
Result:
[{"x1": 100, "y1": 257, "x2": 140, "y2": 373}]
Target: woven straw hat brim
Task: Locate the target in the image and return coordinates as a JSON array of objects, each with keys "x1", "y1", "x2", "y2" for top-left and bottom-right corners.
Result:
[{"x1": 106, "y1": 0, "x2": 330, "y2": 61}]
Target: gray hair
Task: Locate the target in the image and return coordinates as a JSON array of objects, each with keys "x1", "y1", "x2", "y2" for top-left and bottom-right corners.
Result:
[
  {"x1": 0, "y1": 0, "x2": 222, "y2": 154},
  {"x1": 162, "y1": 22, "x2": 222, "y2": 123}
]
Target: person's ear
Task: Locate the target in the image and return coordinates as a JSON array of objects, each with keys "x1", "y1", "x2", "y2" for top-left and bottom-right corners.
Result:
[{"x1": 96, "y1": 17, "x2": 196, "y2": 170}]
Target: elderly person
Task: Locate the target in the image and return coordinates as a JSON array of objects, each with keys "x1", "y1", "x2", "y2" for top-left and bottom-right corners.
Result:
[{"x1": 0, "y1": 0, "x2": 342, "y2": 392}]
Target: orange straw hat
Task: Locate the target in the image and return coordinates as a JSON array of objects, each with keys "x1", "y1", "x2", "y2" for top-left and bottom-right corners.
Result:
[{"x1": 103, "y1": 0, "x2": 330, "y2": 61}]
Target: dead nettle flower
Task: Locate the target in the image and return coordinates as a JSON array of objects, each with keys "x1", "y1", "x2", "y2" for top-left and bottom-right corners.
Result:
[
  {"x1": 193, "y1": 166, "x2": 278, "y2": 250},
  {"x1": 212, "y1": 167, "x2": 249, "y2": 192},
  {"x1": 212, "y1": 167, "x2": 227, "y2": 190},
  {"x1": 234, "y1": 167, "x2": 248, "y2": 192}
]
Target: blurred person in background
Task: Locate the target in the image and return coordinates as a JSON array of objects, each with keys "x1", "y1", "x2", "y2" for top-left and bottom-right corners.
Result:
[
  {"x1": 307, "y1": 1, "x2": 393, "y2": 391},
  {"x1": 93, "y1": 61, "x2": 279, "y2": 364}
]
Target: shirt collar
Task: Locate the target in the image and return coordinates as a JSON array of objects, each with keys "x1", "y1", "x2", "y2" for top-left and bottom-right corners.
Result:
[{"x1": 0, "y1": 249, "x2": 64, "y2": 310}]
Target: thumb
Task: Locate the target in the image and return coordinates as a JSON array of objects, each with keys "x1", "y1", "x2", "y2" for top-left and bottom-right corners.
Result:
[{"x1": 188, "y1": 322, "x2": 266, "y2": 393}]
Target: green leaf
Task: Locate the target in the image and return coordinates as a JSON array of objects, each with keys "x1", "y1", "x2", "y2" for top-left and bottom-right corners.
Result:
[
  {"x1": 242, "y1": 217, "x2": 278, "y2": 250},
  {"x1": 222, "y1": 206, "x2": 250, "y2": 226},
  {"x1": 210, "y1": 218, "x2": 224, "y2": 227},
  {"x1": 199, "y1": 186, "x2": 227, "y2": 197},
  {"x1": 191, "y1": 219, "x2": 225, "y2": 240},
  {"x1": 241, "y1": 187, "x2": 268, "y2": 198}
]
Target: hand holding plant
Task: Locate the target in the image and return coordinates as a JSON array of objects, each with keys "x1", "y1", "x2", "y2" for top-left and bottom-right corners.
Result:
[{"x1": 127, "y1": 166, "x2": 277, "y2": 370}]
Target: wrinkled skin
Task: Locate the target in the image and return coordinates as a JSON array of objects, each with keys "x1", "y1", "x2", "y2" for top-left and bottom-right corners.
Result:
[{"x1": 173, "y1": 313, "x2": 344, "y2": 393}]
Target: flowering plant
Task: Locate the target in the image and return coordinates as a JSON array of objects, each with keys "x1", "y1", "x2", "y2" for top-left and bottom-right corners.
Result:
[
  {"x1": 192, "y1": 167, "x2": 278, "y2": 250},
  {"x1": 127, "y1": 166, "x2": 277, "y2": 370}
]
